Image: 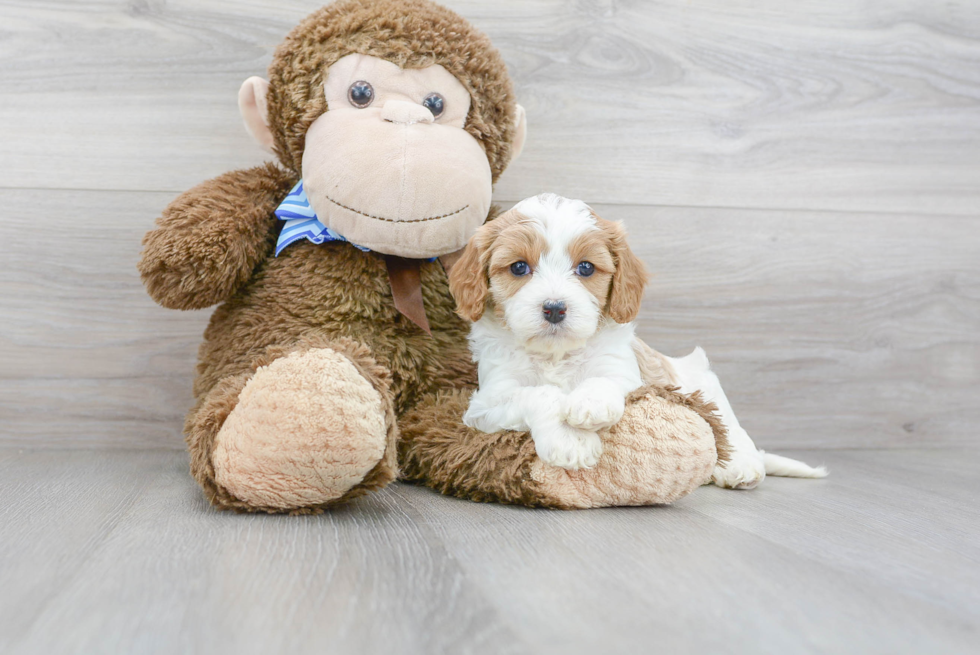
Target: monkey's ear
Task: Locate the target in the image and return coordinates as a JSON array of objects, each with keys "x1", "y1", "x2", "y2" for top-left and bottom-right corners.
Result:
[
  {"x1": 510, "y1": 104, "x2": 527, "y2": 162},
  {"x1": 238, "y1": 76, "x2": 275, "y2": 153}
]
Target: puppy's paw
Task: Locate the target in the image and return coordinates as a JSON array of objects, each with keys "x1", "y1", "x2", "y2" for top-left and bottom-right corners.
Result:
[
  {"x1": 712, "y1": 449, "x2": 766, "y2": 490},
  {"x1": 564, "y1": 387, "x2": 625, "y2": 431},
  {"x1": 533, "y1": 424, "x2": 603, "y2": 470}
]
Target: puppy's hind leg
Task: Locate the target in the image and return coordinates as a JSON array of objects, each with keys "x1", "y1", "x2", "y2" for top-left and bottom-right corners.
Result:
[
  {"x1": 761, "y1": 452, "x2": 828, "y2": 479},
  {"x1": 666, "y1": 348, "x2": 827, "y2": 489},
  {"x1": 665, "y1": 348, "x2": 763, "y2": 488}
]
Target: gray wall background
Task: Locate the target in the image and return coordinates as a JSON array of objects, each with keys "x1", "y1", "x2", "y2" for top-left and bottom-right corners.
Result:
[{"x1": 1, "y1": 0, "x2": 978, "y2": 450}]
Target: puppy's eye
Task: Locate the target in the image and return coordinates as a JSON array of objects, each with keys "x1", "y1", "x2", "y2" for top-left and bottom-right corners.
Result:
[
  {"x1": 576, "y1": 261, "x2": 595, "y2": 277},
  {"x1": 348, "y1": 81, "x2": 374, "y2": 108},
  {"x1": 510, "y1": 261, "x2": 530, "y2": 276},
  {"x1": 422, "y1": 92, "x2": 445, "y2": 118}
]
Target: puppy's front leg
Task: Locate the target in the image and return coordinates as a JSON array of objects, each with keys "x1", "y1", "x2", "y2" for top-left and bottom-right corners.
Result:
[
  {"x1": 519, "y1": 387, "x2": 602, "y2": 470},
  {"x1": 465, "y1": 384, "x2": 601, "y2": 470},
  {"x1": 565, "y1": 378, "x2": 627, "y2": 431},
  {"x1": 529, "y1": 413, "x2": 603, "y2": 471},
  {"x1": 666, "y1": 348, "x2": 766, "y2": 489}
]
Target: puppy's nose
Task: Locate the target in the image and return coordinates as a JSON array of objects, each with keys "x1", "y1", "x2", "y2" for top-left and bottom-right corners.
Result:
[{"x1": 542, "y1": 300, "x2": 567, "y2": 324}]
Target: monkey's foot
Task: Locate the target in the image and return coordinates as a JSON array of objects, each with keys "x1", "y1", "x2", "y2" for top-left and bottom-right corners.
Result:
[
  {"x1": 399, "y1": 385, "x2": 720, "y2": 509},
  {"x1": 530, "y1": 389, "x2": 717, "y2": 508},
  {"x1": 211, "y1": 347, "x2": 395, "y2": 511}
]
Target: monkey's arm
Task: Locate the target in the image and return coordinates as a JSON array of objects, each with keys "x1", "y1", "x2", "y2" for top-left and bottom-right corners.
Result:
[{"x1": 138, "y1": 163, "x2": 297, "y2": 310}]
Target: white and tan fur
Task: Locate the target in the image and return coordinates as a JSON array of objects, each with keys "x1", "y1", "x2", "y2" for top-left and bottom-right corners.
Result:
[{"x1": 449, "y1": 194, "x2": 826, "y2": 487}]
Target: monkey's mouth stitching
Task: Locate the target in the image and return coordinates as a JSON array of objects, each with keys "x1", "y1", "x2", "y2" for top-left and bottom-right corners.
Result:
[{"x1": 323, "y1": 193, "x2": 469, "y2": 223}]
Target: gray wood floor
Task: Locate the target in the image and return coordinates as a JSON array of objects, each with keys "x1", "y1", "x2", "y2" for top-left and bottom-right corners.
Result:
[{"x1": 1, "y1": 447, "x2": 977, "y2": 655}]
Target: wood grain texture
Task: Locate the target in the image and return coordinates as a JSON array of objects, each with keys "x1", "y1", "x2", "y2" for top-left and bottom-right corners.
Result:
[
  {"x1": 0, "y1": 449, "x2": 527, "y2": 655},
  {"x1": 1, "y1": 1, "x2": 978, "y2": 213},
  {"x1": 619, "y1": 204, "x2": 980, "y2": 448},
  {"x1": 393, "y1": 448, "x2": 980, "y2": 654},
  {"x1": 0, "y1": 448, "x2": 977, "y2": 654},
  {"x1": 0, "y1": 189, "x2": 206, "y2": 448},
  {"x1": 1, "y1": 190, "x2": 977, "y2": 448}
]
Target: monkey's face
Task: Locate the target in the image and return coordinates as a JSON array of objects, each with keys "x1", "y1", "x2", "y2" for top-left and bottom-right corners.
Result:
[
  {"x1": 298, "y1": 54, "x2": 491, "y2": 258},
  {"x1": 242, "y1": 1, "x2": 527, "y2": 261}
]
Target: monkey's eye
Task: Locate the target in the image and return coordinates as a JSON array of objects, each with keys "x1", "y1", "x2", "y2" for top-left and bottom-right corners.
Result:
[
  {"x1": 422, "y1": 92, "x2": 445, "y2": 118},
  {"x1": 576, "y1": 261, "x2": 595, "y2": 277},
  {"x1": 347, "y1": 81, "x2": 374, "y2": 108},
  {"x1": 510, "y1": 261, "x2": 530, "y2": 276}
]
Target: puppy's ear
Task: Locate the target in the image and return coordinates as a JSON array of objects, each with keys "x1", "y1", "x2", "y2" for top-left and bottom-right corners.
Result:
[
  {"x1": 448, "y1": 226, "x2": 491, "y2": 322},
  {"x1": 600, "y1": 218, "x2": 650, "y2": 324}
]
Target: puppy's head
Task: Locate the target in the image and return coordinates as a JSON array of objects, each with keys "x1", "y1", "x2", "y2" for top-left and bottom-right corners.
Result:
[{"x1": 449, "y1": 194, "x2": 649, "y2": 352}]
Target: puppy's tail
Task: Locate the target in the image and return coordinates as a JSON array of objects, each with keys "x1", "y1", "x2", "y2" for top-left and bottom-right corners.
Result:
[{"x1": 761, "y1": 450, "x2": 828, "y2": 479}]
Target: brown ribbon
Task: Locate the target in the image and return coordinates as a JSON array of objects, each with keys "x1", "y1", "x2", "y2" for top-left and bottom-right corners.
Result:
[
  {"x1": 383, "y1": 249, "x2": 466, "y2": 336},
  {"x1": 385, "y1": 255, "x2": 431, "y2": 335}
]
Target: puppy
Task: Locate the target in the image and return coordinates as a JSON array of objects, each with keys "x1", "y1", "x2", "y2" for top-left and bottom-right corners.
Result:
[{"x1": 449, "y1": 194, "x2": 827, "y2": 487}]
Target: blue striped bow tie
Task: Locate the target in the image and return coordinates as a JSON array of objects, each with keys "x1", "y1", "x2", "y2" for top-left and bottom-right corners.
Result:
[{"x1": 275, "y1": 181, "x2": 371, "y2": 257}]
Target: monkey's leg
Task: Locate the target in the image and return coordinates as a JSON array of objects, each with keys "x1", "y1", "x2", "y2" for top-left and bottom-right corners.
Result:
[
  {"x1": 398, "y1": 385, "x2": 727, "y2": 509},
  {"x1": 186, "y1": 339, "x2": 396, "y2": 513}
]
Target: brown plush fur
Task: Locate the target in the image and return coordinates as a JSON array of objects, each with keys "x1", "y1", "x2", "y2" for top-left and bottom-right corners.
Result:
[
  {"x1": 665, "y1": 388, "x2": 732, "y2": 467},
  {"x1": 193, "y1": 243, "x2": 477, "y2": 412},
  {"x1": 140, "y1": 0, "x2": 726, "y2": 513},
  {"x1": 139, "y1": 163, "x2": 296, "y2": 310},
  {"x1": 399, "y1": 389, "x2": 544, "y2": 506},
  {"x1": 173, "y1": 233, "x2": 479, "y2": 512}
]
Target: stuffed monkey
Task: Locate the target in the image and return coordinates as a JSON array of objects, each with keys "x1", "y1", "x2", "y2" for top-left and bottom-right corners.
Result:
[{"x1": 139, "y1": 0, "x2": 726, "y2": 513}]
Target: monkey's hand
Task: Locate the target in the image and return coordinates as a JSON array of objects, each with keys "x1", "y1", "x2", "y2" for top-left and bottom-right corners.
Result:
[{"x1": 138, "y1": 163, "x2": 296, "y2": 310}]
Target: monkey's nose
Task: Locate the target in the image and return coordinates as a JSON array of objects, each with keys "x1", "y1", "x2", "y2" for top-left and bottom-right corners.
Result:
[
  {"x1": 381, "y1": 100, "x2": 435, "y2": 125},
  {"x1": 542, "y1": 300, "x2": 567, "y2": 324}
]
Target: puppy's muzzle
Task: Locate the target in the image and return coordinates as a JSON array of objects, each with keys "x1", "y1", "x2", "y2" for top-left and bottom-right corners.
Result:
[{"x1": 542, "y1": 300, "x2": 567, "y2": 324}]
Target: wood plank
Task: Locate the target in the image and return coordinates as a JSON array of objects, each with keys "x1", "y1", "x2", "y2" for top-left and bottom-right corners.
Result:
[
  {"x1": 392, "y1": 466, "x2": 980, "y2": 654},
  {"x1": 1, "y1": 1, "x2": 978, "y2": 214},
  {"x1": 2, "y1": 189, "x2": 976, "y2": 448},
  {"x1": 0, "y1": 378, "x2": 189, "y2": 449},
  {"x1": 0, "y1": 449, "x2": 530, "y2": 655},
  {"x1": 0, "y1": 449, "x2": 172, "y2": 652},
  {"x1": 2, "y1": 448, "x2": 977, "y2": 654},
  {"x1": 684, "y1": 449, "x2": 980, "y2": 616}
]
